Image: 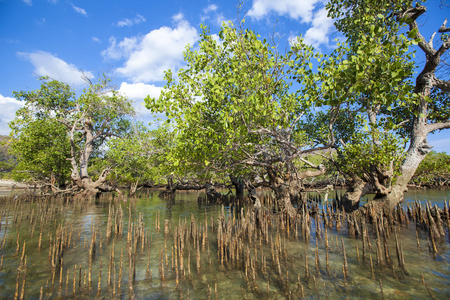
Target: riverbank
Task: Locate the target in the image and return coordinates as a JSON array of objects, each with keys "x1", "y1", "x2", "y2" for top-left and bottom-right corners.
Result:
[{"x1": 0, "y1": 179, "x2": 30, "y2": 189}]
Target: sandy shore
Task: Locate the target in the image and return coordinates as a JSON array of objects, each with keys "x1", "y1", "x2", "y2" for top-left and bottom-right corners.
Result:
[{"x1": 0, "y1": 179, "x2": 30, "y2": 189}]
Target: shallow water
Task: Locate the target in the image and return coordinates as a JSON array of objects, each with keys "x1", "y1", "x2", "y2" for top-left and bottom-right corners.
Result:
[
  {"x1": 0, "y1": 189, "x2": 448, "y2": 299},
  {"x1": 333, "y1": 188, "x2": 450, "y2": 208}
]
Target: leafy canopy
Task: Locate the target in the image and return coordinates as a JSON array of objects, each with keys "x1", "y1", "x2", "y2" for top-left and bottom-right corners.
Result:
[
  {"x1": 9, "y1": 75, "x2": 135, "y2": 187},
  {"x1": 9, "y1": 78, "x2": 74, "y2": 184},
  {"x1": 104, "y1": 121, "x2": 175, "y2": 185},
  {"x1": 146, "y1": 22, "x2": 321, "y2": 182}
]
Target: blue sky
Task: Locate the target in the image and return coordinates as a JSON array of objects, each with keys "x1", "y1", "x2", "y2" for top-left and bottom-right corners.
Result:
[{"x1": 0, "y1": 0, "x2": 449, "y2": 153}]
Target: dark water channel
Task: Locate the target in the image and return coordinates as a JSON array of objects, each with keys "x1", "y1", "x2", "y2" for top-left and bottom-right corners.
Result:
[{"x1": 0, "y1": 189, "x2": 449, "y2": 299}]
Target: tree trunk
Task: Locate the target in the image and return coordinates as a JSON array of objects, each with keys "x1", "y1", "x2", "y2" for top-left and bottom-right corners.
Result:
[
  {"x1": 274, "y1": 184, "x2": 297, "y2": 218},
  {"x1": 340, "y1": 141, "x2": 431, "y2": 214},
  {"x1": 129, "y1": 180, "x2": 139, "y2": 197},
  {"x1": 159, "y1": 177, "x2": 176, "y2": 199},
  {"x1": 230, "y1": 175, "x2": 244, "y2": 199},
  {"x1": 373, "y1": 138, "x2": 431, "y2": 213},
  {"x1": 79, "y1": 118, "x2": 95, "y2": 179},
  {"x1": 288, "y1": 178, "x2": 304, "y2": 203},
  {"x1": 267, "y1": 168, "x2": 297, "y2": 218},
  {"x1": 205, "y1": 183, "x2": 222, "y2": 200},
  {"x1": 66, "y1": 116, "x2": 117, "y2": 198},
  {"x1": 340, "y1": 179, "x2": 371, "y2": 212},
  {"x1": 371, "y1": 7, "x2": 450, "y2": 213},
  {"x1": 71, "y1": 166, "x2": 113, "y2": 198},
  {"x1": 78, "y1": 178, "x2": 101, "y2": 197}
]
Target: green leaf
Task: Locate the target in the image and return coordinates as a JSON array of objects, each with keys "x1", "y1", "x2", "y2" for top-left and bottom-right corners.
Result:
[{"x1": 408, "y1": 28, "x2": 418, "y2": 38}]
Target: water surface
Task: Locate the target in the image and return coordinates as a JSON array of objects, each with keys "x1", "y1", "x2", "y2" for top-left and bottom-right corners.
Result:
[{"x1": 0, "y1": 189, "x2": 448, "y2": 299}]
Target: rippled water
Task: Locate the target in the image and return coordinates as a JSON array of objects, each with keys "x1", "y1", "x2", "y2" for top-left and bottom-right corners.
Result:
[{"x1": 0, "y1": 189, "x2": 448, "y2": 299}]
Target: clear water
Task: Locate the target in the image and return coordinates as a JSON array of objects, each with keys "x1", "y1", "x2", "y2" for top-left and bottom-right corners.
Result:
[{"x1": 0, "y1": 189, "x2": 448, "y2": 299}]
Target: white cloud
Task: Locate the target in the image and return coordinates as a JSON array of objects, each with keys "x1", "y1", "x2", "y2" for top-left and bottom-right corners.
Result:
[
  {"x1": 102, "y1": 36, "x2": 138, "y2": 60},
  {"x1": 104, "y1": 15, "x2": 198, "y2": 83},
  {"x1": 92, "y1": 36, "x2": 101, "y2": 43},
  {"x1": 18, "y1": 51, "x2": 93, "y2": 86},
  {"x1": 214, "y1": 13, "x2": 227, "y2": 27},
  {"x1": 0, "y1": 95, "x2": 24, "y2": 135},
  {"x1": 119, "y1": 82, "x2": 163, "y2": 117},
  {"x1": 248, "y1": 0, "x2": 321, "y2": 22},
  {"x1": 201, "y1": 4, "x2": 226, "y2": 27},
  {"x1": 203, "y1": 4, "x2": 218, "y2": 14},
  {"x1": 119, "y1": 82, "x2": 162, "y2": 100},
  {"x1": 22, "y1": 0, "x2": 32, "y2": 6},
  {"x1": 211, "y1": 34, "x2": 221, "y2": 45},
  {"x1": 288, "y1": 35, "x2": 299, "y2": 46},
  {"x1": 303, "y1": 8, "x2": 334, "y2": 48},
  {"x1": 117, "y1": 14, "x2": 146, "y2": 27},
  {"x1": 172, "y1": 13, "x2": 184, "y2": 23},
  {"x1": 71, "y1": 4, "x2": 87, "y2": 16}
]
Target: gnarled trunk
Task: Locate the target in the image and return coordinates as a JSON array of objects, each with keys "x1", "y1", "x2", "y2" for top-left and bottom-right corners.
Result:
[
  {"x1": 374, "y1": 137, "x2": 432, "y2": 213},
  {"x1": 159, "y1": 177, "x2": 176, "y2": 199},
  {"x1": 340, "y1": 179, "x2": 371, "y2": 212},
  {"x1": 205, "y1": 182, "x2": 222, "y2": 200},
  {"x1": 341, "y1": 140, "x2": 431, "y2": 214},
  {"x1": 345, "y1": 136, "x2": 432, "y2": 214},
  {"x1": 272, "y1": 182, "x2": 297, "y2": 218},
  {"x1": 129, "y1": 180, "x2": 139, "y2": 197},
  {"x1": 73, "y1": 170, "x2": 112, "y2": 197},
  {"x1": 67, "y1": 116, "x2": 119, "y2": 197},
  {"x1": 159, "y1": 177, "x2": 207, "y2": 199},
  {"x1": 372, "y1": 6, "x2": 450, "y2": 213},
  {"x1": 266, "y1": 164, "x2": 327, "y2": 218},
  {"x1": 247, "y1": 183, "x2": 261, "y2": 209},
  {"x1": 230, "y1": 175, "x2": 244, "y2": 200},
  {"x1": 267, "y1": 168, "x2": 297, "y2": 218}
]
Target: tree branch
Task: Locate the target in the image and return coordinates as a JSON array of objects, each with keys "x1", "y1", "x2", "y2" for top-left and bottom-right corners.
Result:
[
  {"x1": 400, "y1": 5, "x2": 434, "y2": 56},
  {"x1": 436, "y1": 35, "x2": 450, "y2": 58},
  {"x1": 93, "y1": 168, "x2": 111, "y2": 188},
  {"x1": 297, "y1": 166, "x2": 326, "y2": 180},
  {"x1": 435, "y1": 78, "x2": 450, "y2": 91},
  {"x1": 438, "y1": 19, "x2": 450, "y2": 33},
  {"x1": 426, "y1": 120, "x2": 450, "y2": 134},
  {"x1": 298, "y1": 156, "x2": 320, "y2": 169}
]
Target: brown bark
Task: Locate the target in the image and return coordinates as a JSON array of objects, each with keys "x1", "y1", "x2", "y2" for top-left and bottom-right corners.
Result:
[
  {"x1": 159, "y1": 177, "x2": 206, "y2": 199},
  {"x1": 129, "y1": 180, "x2": 139, "y2": 197},
  {"x1": 65, "y1": 113, "x2": 116, "y2": 197},
  {"x1": 340, "y1": 179, "x2": 371, "y2": 212},
  {"x1": 247, "y1": 183, "x2": 261, "y2": 209},
  {"x1": 159, "y1": 177, "x2": 177, "y2": 199},
  {"x1": 74, "y1": 174, "x2": 113, "y2": 197},
  {"x1": 205, "y1": 183, "x2": 221, "y2": 199},
  {"x1": 357, "y1": 7, "x2": 450, "y2": 214},
  {"x1": 267, "y1": 168, "x2": 297, "y2": 218},
  {"x1": 230, "y1": 175, "x2": 244, "y2": 199},
  {"x1": 264, "y1": 162, "x2": 327, "y2": 217}
]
